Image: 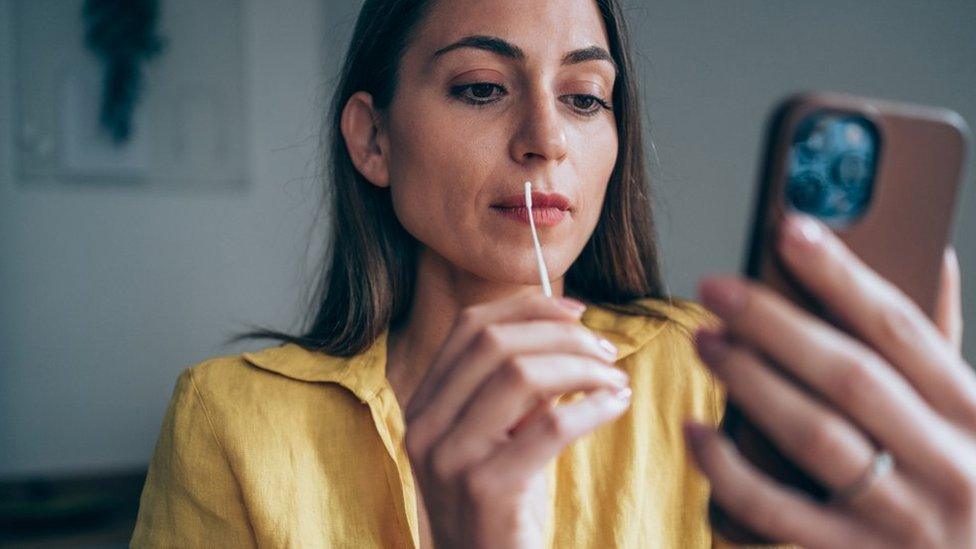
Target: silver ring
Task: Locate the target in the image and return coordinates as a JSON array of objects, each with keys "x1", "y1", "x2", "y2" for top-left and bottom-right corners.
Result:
[{"x1": 830, "y1": 450, "x2": 895, "y2": 505}]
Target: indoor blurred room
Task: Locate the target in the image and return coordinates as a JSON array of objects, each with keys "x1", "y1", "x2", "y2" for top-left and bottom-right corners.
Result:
[{"x1": 1, "y1": 0, "x2": 974, "y2": 546}]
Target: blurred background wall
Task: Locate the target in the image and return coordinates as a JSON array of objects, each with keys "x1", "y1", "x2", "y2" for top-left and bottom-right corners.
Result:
[
  {"x1": 0, "y1": 0, "x2": 346, "y2": 478},
  {"x1": 0, "y1": 0, "x2": 974, "y2": 540}
]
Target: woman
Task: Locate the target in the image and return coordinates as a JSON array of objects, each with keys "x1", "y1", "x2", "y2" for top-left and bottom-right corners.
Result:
[{"x1": 131, "y1": 0, "x2": 976, "y2": 547}]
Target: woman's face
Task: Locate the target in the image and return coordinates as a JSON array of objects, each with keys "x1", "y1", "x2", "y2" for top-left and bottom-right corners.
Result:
[{"x1": 376, "y1": 0, "x2": 618, "y2": 286}]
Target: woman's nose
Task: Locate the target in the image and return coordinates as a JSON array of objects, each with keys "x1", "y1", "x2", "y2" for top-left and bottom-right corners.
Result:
[{"x1": 509, "y1": 94, "x2": 568, "y2": 165}]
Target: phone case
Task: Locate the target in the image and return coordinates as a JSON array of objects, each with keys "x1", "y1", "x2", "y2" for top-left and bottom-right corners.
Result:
[{"x1": 710, "y1": 91, "x2": 971, "y2": 544}]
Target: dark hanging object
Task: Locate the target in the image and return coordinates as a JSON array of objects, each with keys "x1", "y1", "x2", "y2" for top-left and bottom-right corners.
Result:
[{"x1": 82, "y1": 0, "x2": 166, "y2": 145}]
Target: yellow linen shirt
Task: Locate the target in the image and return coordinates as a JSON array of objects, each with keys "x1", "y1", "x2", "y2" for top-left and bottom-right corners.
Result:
[{"x1": 131, "y1": 299, "x2": 787, "y2": 548}]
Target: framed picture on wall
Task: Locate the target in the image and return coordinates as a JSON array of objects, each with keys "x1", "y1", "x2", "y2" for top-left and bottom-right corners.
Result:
[{"x1": 10, "y1": 0, "x2": 249, "y2": 189}]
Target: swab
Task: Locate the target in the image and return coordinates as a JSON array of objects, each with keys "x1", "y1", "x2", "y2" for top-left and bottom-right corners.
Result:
[{"x1": 524, "y1": 181, "x2": 553, "y2": 298}]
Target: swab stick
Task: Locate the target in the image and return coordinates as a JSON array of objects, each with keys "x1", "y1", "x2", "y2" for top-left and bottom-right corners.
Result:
[{"x1": 524, "y1": 181, "x2": 553, "y2": 298}]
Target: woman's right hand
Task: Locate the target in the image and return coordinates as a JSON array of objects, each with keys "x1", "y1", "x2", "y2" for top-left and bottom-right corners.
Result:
[{"x1": 404, "y1": 291, "x2": 634, "y2": 548}]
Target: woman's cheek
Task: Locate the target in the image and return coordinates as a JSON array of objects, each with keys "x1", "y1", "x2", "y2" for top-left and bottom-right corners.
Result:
[
  {"x1": 384, "y1": 167, "x2": 480, "y2": 264},
  {"x1": 576, "y1": 134, "x2": 616, "y2": 225}
]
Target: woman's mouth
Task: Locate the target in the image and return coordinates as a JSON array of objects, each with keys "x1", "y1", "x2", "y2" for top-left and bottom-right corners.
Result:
[
  {"x1": 490, "y1": 205, "x2": 567, "y2": 227},
  {"x1": 490, "y1": 191, "x2": 571, "y2": 227}
]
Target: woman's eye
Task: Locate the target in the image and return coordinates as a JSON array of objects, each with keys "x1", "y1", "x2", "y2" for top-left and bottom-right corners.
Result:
[
  {"x1": 448, "y1": 83, "x2": 612, "y2": 117},
  {"x1": 564, "y1": 94, "x2": 612, "y2": 117},
  {"x1": 450, "y1": 83, "x2": 506, "y2": 105}
]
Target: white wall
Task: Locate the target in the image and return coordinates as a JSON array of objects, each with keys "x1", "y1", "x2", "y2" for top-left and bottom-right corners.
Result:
[{"x1": 1, "y1": 0, "x2": 974, "y2": 478}]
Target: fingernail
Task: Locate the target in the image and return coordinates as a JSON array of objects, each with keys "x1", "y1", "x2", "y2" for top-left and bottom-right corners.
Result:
[
  {"x1": 698, "y1": 277, "x2": 747, "y2": 317},
  {"x1": 596, "y1": 387, "x2": 630, "y2": 407},
  {"x1": 945, "y1": 246, "x2": 958, "y2": 267},
  {"x1": 694, "y1": 329, "x2": 730, "y2": 363},
  {"x1": 782, "y1": 213, "x2": 824, "y2": 251},
  {"x1": 598, "y1": 338, "x2": 618, "y2": 359},
  {"x1": 608, "y1": 367, "x2": 630, "y2": 387},
  {"x1": 557, "y1": 297, "x2": 586, "y2": 315}
]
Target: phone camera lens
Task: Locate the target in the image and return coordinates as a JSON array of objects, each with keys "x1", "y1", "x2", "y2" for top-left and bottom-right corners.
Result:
[
  {"x1": 787, "y1": 112, "x2": 880, "y2": 224},
  {"x1": 832, "y1": 152, "x2": 870, "y2": 189},
  {"x1": 787, "y1": 171, "x2": 829, "y2": 213}
]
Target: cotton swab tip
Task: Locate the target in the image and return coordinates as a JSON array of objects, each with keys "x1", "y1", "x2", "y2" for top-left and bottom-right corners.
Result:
[{"x1": 524, "y1": 181, "x2": 532, "y2": 208}]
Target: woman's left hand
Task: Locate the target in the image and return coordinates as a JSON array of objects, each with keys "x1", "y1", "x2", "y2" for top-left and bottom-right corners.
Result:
[{"x1": 686, "y1": 213, "x2": 976, "y2": 549}]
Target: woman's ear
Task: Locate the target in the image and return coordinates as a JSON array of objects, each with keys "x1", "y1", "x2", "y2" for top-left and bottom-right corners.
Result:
[{"x1": 340, "y1": 91, "x2": 391, "y2": 188}]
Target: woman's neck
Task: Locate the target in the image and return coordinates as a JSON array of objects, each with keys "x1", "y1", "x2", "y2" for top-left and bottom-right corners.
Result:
[{"x1": 386, "y1": 246, "x2": 565, "y2": 411}]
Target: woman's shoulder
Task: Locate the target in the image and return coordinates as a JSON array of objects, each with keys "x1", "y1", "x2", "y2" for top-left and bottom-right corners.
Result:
[{"x1": 139, "y1": 344, "x2": 392, "y2": 546}]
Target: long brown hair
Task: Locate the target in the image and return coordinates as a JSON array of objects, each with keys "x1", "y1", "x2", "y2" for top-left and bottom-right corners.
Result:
[{"x1": 233, "y1": 0, "x2": 671, "y2": 356}]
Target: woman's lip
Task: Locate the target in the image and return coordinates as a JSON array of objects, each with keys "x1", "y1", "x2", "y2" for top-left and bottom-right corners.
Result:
[
  {"x1": 492, "y1": 191, "x2": 572, "y2": 210},
  {"x1": 490, "y1": 206, "x2": 567, "y2": 227}
]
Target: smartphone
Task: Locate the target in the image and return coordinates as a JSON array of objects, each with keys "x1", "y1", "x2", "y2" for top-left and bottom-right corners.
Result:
[{"x1": 709, "y1": 91, "x2": 971, "y2": 544}]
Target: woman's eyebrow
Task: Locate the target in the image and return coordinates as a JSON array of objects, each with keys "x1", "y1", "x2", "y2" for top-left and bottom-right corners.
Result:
[
  {"x1": 430, "y1": 35, "x2": 618, "y2": 75},
  {"x1": 433, "y1": 35, "x2": 524, "y2": 61}
]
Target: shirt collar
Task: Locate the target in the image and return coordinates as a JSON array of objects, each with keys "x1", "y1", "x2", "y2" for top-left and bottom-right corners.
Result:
[
  {"x1": 241, "y1": 300, "x2": 674, "y2": 399},
  {"x1": 242, "y1": 332, "x2": 388, "y2": 403}
]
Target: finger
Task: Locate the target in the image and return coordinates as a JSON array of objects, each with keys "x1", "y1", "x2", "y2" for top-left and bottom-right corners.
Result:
[
  {"x1": 406, "y1": 292, "x2": 587, "y2": 419},
  {"x1": 479, "y1": 387, "x2": 631, "y2": 487},
  {"x1": 698, "y1": 276, "x2": 960, "y2": 492},
  {"x1": 934, "y1": 246, "x2": 963, "y2": 353},
  {"x1": 433, "y1": 354, "x2": 630, "y2": 472},
  {"x1": 684, "y1": 422, "x2": 886, "y2": 549},
  {"x1": 407, "y1": 321, "x2": 617, "y2": 455},
  {"x1": 775, "y1": 214, "x2": 976, "y2": 431},
  {"x1": 508, "y1": 395, "x2": 557, "y2": 437},
  {"x1": 695, "y1": 329, "x2": 925, "y2": 537}
]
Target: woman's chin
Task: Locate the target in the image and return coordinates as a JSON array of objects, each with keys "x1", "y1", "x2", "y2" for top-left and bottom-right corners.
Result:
[
  {"x1": 463, "y1": 253, "x2": 569, "y2": 289},
  {"x1": 419, "y1": 242, "x2": 574, "y2": 289}
]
